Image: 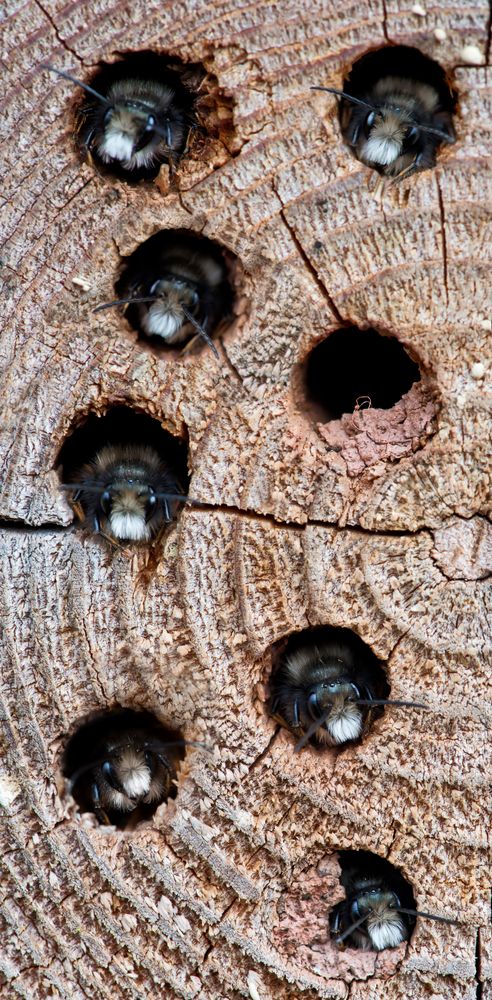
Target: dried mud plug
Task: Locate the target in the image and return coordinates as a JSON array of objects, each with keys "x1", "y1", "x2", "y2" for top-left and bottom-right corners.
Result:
[
  {"x1": 268, "y1": 627, "x2": 426, "y2": 750},
  {"x1": 95, "y1": 230, "x2": 233, "y2": 356},
  {"x1": 313, "y1": 45, "x2": 456, "y2": 180},
  {"x1": 44, "y1": 53, "x2": 197, "y2": 180},
  {"x1": 330, "y1": 851, "x2": 458, "y2": 951},
  {"x1": 63, "y1": 709, "x2": 190, "y2": 828},
  {"x1": 57, "y1": 407, "x2": 197, "y2": 543}
]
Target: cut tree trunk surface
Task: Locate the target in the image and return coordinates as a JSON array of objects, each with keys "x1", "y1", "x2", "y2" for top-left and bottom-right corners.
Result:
[{"x1": 0, "y1": 2, "x2": 491, "y2": 998}]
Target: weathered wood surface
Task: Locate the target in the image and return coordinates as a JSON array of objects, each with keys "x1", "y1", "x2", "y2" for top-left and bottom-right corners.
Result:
[{"x1": 0, "y1": 1, "x2": 491, "y2": 998}]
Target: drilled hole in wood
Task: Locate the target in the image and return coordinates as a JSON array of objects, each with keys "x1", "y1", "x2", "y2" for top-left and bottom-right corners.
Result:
[
  {"x1": 62, "y1": 708, "x2": 185, "y2": 829},
  {"x1": 304, "y1": 327, "x2": 421, "y2": 422},
  {"x1": 323, "y1": 44, "x2": 457, "y2": 179},
  {"x1": 57, "y1": 406, "x2": 189, "y2": 542},
  {"x1": 330, "y1": 851, "x2": 417, "y2": 951},
  {"x1": 268, "y1": 626, "x2": 390, "y2": 751},
  {"x1": 108, "y1": 229, "x2": 235, "y2": 353}
]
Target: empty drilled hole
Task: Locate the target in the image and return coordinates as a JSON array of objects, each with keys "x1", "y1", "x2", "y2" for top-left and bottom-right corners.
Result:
[
  {"x1": 268, "y1": 626, "x2": 391, "y2": 751},
  {"x1": 316, "y1": 44, "x2": 456, "y2": 179},
  {"x1": 305, "y1": 328, "x2": 421, "y2": 422},
  {"x1": 103, "y1": 229, "x2": 235, "y2": 353},
  {"x1": 57, "y1": 406, "x2": 190, "y2": 543},
  {"x1": 62, "y1": 708, "x2": 185, "y2": 829},
  {"x1": 330, "y1": 852, "x2": 418, "y2": 951}
]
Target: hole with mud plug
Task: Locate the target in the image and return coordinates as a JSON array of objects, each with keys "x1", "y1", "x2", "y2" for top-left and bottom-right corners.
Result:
[{"x1": 305, "y1": 326, "x2": 422, "y2": 422}]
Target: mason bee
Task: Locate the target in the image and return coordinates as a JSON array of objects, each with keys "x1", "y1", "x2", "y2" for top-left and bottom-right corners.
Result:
[
  {"x1": 63, "y1": 711, "x2": 185, "y2": 827},
  {"x1": 313, "y1": 45, "x2": 456, "y2": 180},
  {"x1": 330, "y1": 852, "x2": 458, "y2": 951},
  {"x1": 269, "y1": 628, "x2": 426, "y2": 751},
  {"x1": 44, "y1": 54, "x2": 196, "y2": 179},
  {"x1": 94, "y1": 231, "x2": 232, "y2": 357},
  {"x1": 62, "y1": 442, "x2": 194, "y2": 543}
]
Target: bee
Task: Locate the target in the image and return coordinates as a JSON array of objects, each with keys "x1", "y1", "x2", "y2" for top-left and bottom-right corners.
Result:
[
  {"x1": 44, "y1": 55, "x2": 196, "y2": 179},
  {"x1": 330, "y1": 853, "x2": 458, "y2": 951},
  {"x1": 94, "y1": 231, "x2": 232, "y2": 357},
  {"x1": 62, "y1": 443, "x2": 196, "y2": 543},
  {"x1": 269, "y1": 629, "x2": 426, "y2": 751},
  {"x1": 313, "y1": 45, "x2": 456, "y2": 180},
  {"x1": 63, "y1": 712, "x2": 186, "y2": 826}
]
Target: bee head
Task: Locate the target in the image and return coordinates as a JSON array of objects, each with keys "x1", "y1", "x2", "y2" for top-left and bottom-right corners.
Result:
[
  {"x1": 351, "y1": 887, "x2": 407, "y2": 950},
  {"x1": 307, "y1": 677, "x2": 363, "y2": 745},
  {"x1": 102, "y1": 480, "x2": 157, "y2": 541},
  {"x1": 97, "y1": 102, "x2": 163, "y2": 165},
  {"x1": 360, "y1": 106, "x2": 419, "y2": 167},
  {"x1": 140, "y1": 277, "x2": 198, "y2": 342}
]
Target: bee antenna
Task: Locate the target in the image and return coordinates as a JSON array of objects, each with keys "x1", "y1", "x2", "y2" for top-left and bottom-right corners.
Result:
[
  {"x1": 93, "y1": 296, "x2": 158, "y2": 314},
  {"x1": 182, "y1": 306, "x2": 220, "y2": 359},
  {"x1": 333, "y1": 911, "x2": 369, "y2": 945},
  {"x1": 354, "y1": 699, "x2": 429, "y2": 709},
  {"x1": 151, "y1": 490, "x2": 208, "y2": 508},
  {"x1": 416, "y1": 123, "x2": 455, "y2": 143},
  {"x1": 394, "y1": 907, "x2": 459, "y2": 925},
  {"x1": 42, "y1": 64, "x2": 111, "y2": 107},
  {"x1": 311, "y1": 86, "x2": 376, "y2": 112},
  {"x1": 142, "y1": 738, "x2": 212, "y2": 753},
  {"x1": 294, "y1": 706, "x2": 333, "y2": 752}
]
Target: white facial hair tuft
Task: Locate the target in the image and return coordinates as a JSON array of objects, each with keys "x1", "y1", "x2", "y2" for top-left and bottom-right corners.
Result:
[
  {"x1": 109, "y1": 511, "x2": 151, "y2": 541},
  {"x1": 362, "y1": 134, "x2": 402, "y2": 166},
  {"x1": 326, "y1": 704, "x2": 363, "y2": 743},
  {"x1": 100, "y1": 130, "x2": 135, "y2": 163},
  {"x1": 368, "y1": 914, "x2": 406, "y2": 950}
]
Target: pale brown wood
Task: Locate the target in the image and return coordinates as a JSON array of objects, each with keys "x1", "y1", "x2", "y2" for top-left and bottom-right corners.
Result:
[{"x1": 0, "y1": 1, "x2": 491, "y2": 998}]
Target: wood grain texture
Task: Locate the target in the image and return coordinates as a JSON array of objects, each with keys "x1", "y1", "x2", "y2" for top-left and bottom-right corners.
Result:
[{"x1": 0, "y1": 1, "x2": 490, "y2": 998}]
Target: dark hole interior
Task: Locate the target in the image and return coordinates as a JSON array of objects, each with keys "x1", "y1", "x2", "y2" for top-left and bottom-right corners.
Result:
[
  {"x1": 305, "y1": 327, "x2": 421, "y2": 422},
  {"x1": 57, "y1": 405, "x2": 189, "y2": 493},
  {"x1": 343, "y1": 45, "x2": 456, "y2": 113},
  {"x1": 330, "y1": 851, "x2": 417, "y2": 949},
  {"x1": 268, "y1": 626, "x2": 390, "y2": 750},
  {"x1": 112, "y1": 228, "x2": 234, "y2": 351},
  {"x1": 62, "y1": 708, "x2": 185, "y2": 829},
  {"x1": 75, "y1": 51, "x2": 202, "y2": 181}
]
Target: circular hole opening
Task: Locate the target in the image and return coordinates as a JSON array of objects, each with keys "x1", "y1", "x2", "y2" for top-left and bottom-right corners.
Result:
[
  {"x1": 268, "y1": 626, "x2": 389, "y2": 751},
  {"x1": 305, "y1": 327, "x2": 421, "y2": 422},
  {"x1": 330, "y1": 851, "x2": 417, "y2": 951},
  {"x1": 57, "y1": 405, "x2": 189, "y2": 543},
  {"x1": 330, "y1": 44, "x2": 457, "y2": 179},
  {"x1": 72, "y1": 51, "x2": 201, "y2": 181},
  {"x1": 62, "y1": 708, "x2": 186, "y2": 829},
  {"x1": 106, "y1": 229, "x2": 235, "y2": 353}
]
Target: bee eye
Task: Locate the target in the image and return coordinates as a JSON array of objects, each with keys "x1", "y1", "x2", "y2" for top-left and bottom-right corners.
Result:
[
  {"x1": 101, "y1": 489, "x2": 111, "y2": 514},
  {"x1": 406, "y1": 125, "x2": 419, "y2": 143},
  {"x1": 103, "y1": 108, "x2": 112, "y2": 126},
  {"x1": 365, "y1": 110, "x2": 376, "y2": 129},
  {"x1": 148, "y1": 494, "x2": 157, "y2": 507},
  {"x1": 146, "y1": 114, "x2": 156, "y2": 131},
  {"x1": 351, "y1": 899, "x2": 362, "y2": 919}
]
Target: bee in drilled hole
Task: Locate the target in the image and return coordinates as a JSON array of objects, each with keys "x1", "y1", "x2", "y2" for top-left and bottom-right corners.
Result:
[
  {"x1": 43, "y1": 59, "x2": 196, "y2": 179},
  {"x1": 312, "y1": 46, "x2": 456, "y2": 180},
  {"x1": 66, "y1": 725, "x2": 180, "y2": 826},
  {"x1": 330, "y1": 857, "x2": 458, "y2": 951},
  {"x1": 62, "y1": 443, "x2": 198, "y2": 543},
  {"x1": 269, "y1": 633, "x2": 426, "y2": 751},
  {"x1": 94, "y1": 233, "x2": 232, "y2": 357}
]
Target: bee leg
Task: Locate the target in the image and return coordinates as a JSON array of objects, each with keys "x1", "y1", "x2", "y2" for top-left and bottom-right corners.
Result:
[
  {"x1": 292, "y1": 697, "x2": 300, "y2": 728},
  {"x1": 72, "y1": 489, "x2": 82, "y2": 503},
  {"x1": 91, "y1": 781, "x2": 111, "y2": 824},
  {"x1": 93, "y1": 513, "x2": 101, "y2": 533},
  {"x1": 162, "y1": 498, "x2": 171, "y2": 522}
]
